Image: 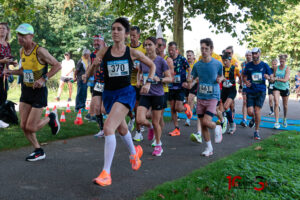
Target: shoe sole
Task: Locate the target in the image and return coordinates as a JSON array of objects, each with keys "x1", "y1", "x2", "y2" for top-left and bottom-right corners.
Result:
[
  {"x1": 93, "y1": 179, "x2": 111, "y2": 186},
  {"x1": 202, "y1": 152, "x2": 213, "y2": 157},
  {"x1": 26, "y1": 154, "x2": 46, "y2": 162},
  {"x1": 152, "y1": 149, "x2": 163, "y2": 156}
]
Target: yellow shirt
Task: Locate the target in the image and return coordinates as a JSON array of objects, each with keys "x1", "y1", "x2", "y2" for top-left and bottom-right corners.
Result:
[
  {"x1": 21, "y1": 44, "x2": 47, "y2": 87},
  {"x1": 163, "y1": 55, "x2": 169, "y2": 93},
  {"x1": 127, "y1": 43, "x2": 146, "y2": 86},
  {"x1": 198, "y1": 52, "x2": 222, "y2": 63}
]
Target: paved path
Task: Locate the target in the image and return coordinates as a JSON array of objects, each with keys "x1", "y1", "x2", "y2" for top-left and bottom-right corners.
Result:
[{"x1": 1, "y1": 98, "x2": 299, "y2": 200}]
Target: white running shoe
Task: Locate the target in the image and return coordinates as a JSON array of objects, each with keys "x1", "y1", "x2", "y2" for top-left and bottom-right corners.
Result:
[
  {"x1": 202, "y1": 147, "x2": 213, "y2": 157},
  {"x1": 228, "y1": 123, "x2": 236, "y2": 134},
  {"x1": 214, "y1": 125, "x2": 223, "y2": 143},
  {"x1": 94, "y1": 130, "x2": 104, "y2": 138},
  {"x1": 190, "y1": 133, "x2": 202, "y2": 143},
  {"x1": 274, "y1": 122, "x2": 280, "y2": 129},
  {"x1": 133, "y1": 131, "x2": 143, "y2": 142},
  {"x1": 221, "y1": 117, "x2": 228, "y2": 134},
  {"x1": 185, "y1": 119, "x2": 191, "y2": 126}
]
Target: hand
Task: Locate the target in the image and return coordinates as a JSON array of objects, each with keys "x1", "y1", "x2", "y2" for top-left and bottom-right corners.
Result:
[
  {"x1": 1, "y1": 57, "x2": 13, "y2": 64},
  {"x1": 73, "y1": 77, "x2": 77, "y2": 82},
  {"x1": 93, "y1": 57, "x2": 102, "y2": 66},
  {"x1": 264, "y1": 74, "x2": 270, "y2": 80},
  {"x1": 82, "y1": 74, "x2": 87, "y2": 83},
  {"x1": 182, "y1": 82, "x2": 188, "y2": 88},
  {"x1": 33, "y1": 78, "x2": 45, "y2": 89},
  {"x1": 153, "y1": 76, "x2": 160, "y2": 82},
  {"x1": 216, "y1": 76, "x2": 223, "y2": 84},
  {"x1": 140, "y1": 83, "x2": 151, "y2": 94},
  {"x1": 136, "y1": 80, "x2": 141, "y2": 88},
  {"x1": 245, "y1": 80, "x2": 251, "y2": 87},
  {"x1": 3, "y1": 68, "x2": 11, "y2": 76}
]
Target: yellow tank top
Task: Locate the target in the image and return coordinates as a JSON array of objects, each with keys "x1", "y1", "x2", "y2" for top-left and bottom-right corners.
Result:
[
  {"x1": 163, "y1": 55, "x2": 169, "y2": 93},
  {"x1": 21, "y1": 44, "x2": 47, "y2": 87},
  {"x1": 127, "y1": 43, "x2": 146, "y2": 86}
]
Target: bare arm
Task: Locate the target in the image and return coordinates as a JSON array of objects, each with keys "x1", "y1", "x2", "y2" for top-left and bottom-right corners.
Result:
[
  {"x1": 3, "y1": 48, "x2": 23, "y2": 75},
  {"x1": 37, "y1": 47, "x2": 61, "y2": 79},
  {"x1": 161, "y1": 69, "x2": 172, "y2": 83},
  {"x1": 86, "y1": 47, "x2": 108, "y2": 79}
]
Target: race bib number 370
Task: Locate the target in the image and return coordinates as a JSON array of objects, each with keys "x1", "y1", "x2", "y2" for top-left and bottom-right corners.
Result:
[
  {"x1": 107, "y1": 60, "x2": 129, "y2": 77},
  {"x1": 23, "y1": 69, "x2": 34, "y2": 83}
]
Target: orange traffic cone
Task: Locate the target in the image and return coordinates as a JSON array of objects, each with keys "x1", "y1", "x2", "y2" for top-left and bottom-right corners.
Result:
[
  {"x1": 45, "y1": 107, "x2": 50, "y2": 117},
  {"x1": 60, "y1": 111, "x2": 66, "y2": 122},
  {"x1": 85, "y1": 101, "x2": 90, "y2": 110},
  {"x1": 74, "y1": 109, "x2": 83, "y2": 125},
  {"x1": 66, "y1": 104, "x2": 71, "y2": 113}
]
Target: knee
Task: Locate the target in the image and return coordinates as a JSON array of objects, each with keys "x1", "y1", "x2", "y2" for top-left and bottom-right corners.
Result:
[
  {"x1": 247, "y1": 110, "x2": 254, "y2": 116},
  {"x1": 20, "y1": 123, "x2": 27, "y2": 132},
  {"x1": 136, "y1": 115, "x2": 145, "y2": 125},
  {"x1": 25, "y1": 123, "x2": 37, "y2": 133}
]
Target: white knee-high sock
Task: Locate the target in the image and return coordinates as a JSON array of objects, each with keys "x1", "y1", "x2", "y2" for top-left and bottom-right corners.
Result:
[
  {"x1": 103, "y1": 134, "x2": 116, "y2": 174},
  {"x1": 120, "y1": 131, "x2": 136, "y2": 155}
]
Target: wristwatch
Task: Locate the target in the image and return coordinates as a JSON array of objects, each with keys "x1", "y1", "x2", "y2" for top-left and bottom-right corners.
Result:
[
  {"x1": 42, "y1": 74, "x2": 48, "y2": 82},
  {"x1": 146, "y1": 78, "x2": 153, "y2": 83}
]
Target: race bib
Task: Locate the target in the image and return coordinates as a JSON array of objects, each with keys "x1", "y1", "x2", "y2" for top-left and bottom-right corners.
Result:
[
  {"x1": 174, "y1": 75, "x2": 181, "y2": 83},
  {"x1": 198, "y1": 83, "x2": 213, "y2": 94},
  {"x1": 133, "y1": 60, "x2": 140, "y2": 69},
  {"x1": 23, "y1": 69, "x2": 34, "y2": 83},
  {"x1": 223, "y1": 80, "x2": 233, "y2": 88},
  {"x1": 94, "y1": 82, "x2": 104, "y2": 92},
  {"x1": 251, "y1": 72, "x2": 263, "y2": 83},
  {"x1": 269, "y1": 83, "x2": 274, "y2": 89},
  {"x1": 107, "y1": 60, "x2": 129, "y2": 77}
]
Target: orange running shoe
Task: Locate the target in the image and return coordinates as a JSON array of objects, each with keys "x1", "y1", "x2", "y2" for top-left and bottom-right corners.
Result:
[
  {"x1": 93, "y1": 170, "x2": 112, "y2": 186},
  {"x1": 135, "y1": 145, "x2": 143, "y2": 159},
  {"x1": 130, "y1": 154, "x2": 142, "y2": 171},
  {"x1": 184, "y1": 103, "x2": 193, "y2": 119},
  {"x1": 169, "y1": 128, "x2": 180, "y2": 136}
]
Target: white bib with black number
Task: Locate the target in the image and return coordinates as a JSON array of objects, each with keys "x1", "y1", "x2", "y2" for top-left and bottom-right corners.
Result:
[
  {"x1": 23, "y1": 69, "x2": 34, "y2": 83},
  {"x1": 251, "y1": 72, "x2": 262, "y2": 83},
  {"x1": 174, "y1": 75, "x2": 181, "y2": 83},
  {"x1": 223, "y1": 80, "x2": 233, "y2": 88},
  {"x1": 107, "y1": 60, "x2": 129, "y2": 77},
  {"x1": 198, "y1": 83, "x2": 213, "y2": 94},
  {"x1": 94, "y1": 82, "x2": 104, "y2": 92}
]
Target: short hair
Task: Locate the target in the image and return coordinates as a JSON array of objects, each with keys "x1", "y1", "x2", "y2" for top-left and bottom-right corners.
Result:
[
  {"x1": 0, "y1": 22, "x2": 10, "y2": 41},
  {"x1": 168, "y1": 41, "x2": 177, "y2": 48},
  {"x1": 186, "y1": 50, "x2": 194, "y2": 55},
  {"x1": 157, "y1": 38, "x2": 167, "y2": 46},
  {"x1": 82, "y1": 49, "x2": 91, "y2": 55},
  {"x1": 112, "y1": 17, "x2": 130, "y2": 33},
  {"x1": 271, "y1": 59, "x2": 278, "y2": 63},
  {"x1": 245, "y1": 50, "x2": 251, "y2": 55},
  {"x1": 64, "y1": 52, "x2": 70, "y2": 56},
  {"x1": 145, "y1": 36, "x2": 156, "y2": 45},
  {"x1": 222, "y1": 52, "x2": 232, "y2": 60},
  {"x1": 226, "y1": 46, "x2": 234, "y2": 53},
  {"x1": 278, "y1": 54, "x2": 288, "y2": 60},
  {"x1": 130, "y1": 26, "x2": 140, "y2": 34},
  {"x1": 200, "y1": 38, "x2": 214, "y2": 49}
]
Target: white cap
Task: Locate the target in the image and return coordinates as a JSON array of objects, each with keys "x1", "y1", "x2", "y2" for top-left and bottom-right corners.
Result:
[{"x1": 251, "y1": 47, "x2": 261, "y2": 53}]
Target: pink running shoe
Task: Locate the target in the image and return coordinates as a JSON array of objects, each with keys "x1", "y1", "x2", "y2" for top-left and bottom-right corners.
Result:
[
  {"x1": 152, "y1": 146, "x2": 163, "y2": 156},
  {"x1": 148, "y1": 127, "x2": 154, "y2": 140}
]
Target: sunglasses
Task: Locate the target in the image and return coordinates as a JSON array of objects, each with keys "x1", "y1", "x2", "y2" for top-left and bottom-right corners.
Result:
[{"x1": 157, "y1": 44, "x2": 164, "y2": 47}]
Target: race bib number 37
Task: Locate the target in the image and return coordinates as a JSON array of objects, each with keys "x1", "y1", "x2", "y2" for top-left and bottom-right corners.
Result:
[
  {"x1": 23, "y1": 69, "x2": 34, "y2": 83},
  {"x1": 107, "y1": 60, "x2": 129, "y2": 77}
]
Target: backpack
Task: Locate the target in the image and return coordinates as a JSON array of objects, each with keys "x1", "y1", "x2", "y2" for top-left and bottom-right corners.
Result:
[{"x1": 0, "y1": 100, "x2": 18, "y2": 125}]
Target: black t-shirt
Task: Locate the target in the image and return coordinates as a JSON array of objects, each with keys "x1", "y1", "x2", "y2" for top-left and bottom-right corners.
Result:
[{"x1": 103, "y1": 46, "x2": 133, "y2": 90}]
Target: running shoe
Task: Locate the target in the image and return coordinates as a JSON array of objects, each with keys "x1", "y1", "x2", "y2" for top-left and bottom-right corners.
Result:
[
  {"x1": 240, "y1": 119, "x2": 248, "y2": 128},
  {"x1": 48, "y1": 112, "x2": 60, "y2": 135},
  {"x1": 94, "y1": 130, "x2": 104, "y2": 138},
  {"x1": 148, "y1": 127, "x2": 154, "y2": 140},
  {"x1": 140, "y1": 126, "x2": 145, "y2": 133},
  {"x1": 214, "y1": 125, "x2": 223, "y2": 143},
  {"x1": 93, "y1": 170, "x2": 111, "y2": 186},
  {"x1": 184, "y1": 103, "x2": 193, "y2": 119},
  {"x1": 228, "y1": 123, "x2": 236, "y2": 135},
  {"x1": 84, "y1": 113, "x2": 91, "y2": 121},
  {"x1": 135, "y1": 145, "x2": 143, "y2": 158},
  {"x1": 128, "y1": 118, "x2": 135, "y2": 132},
  {"x1": 274, "y1": 122, "x2": 280, "y2": 129},
  {"x1": 25, "y1": 149, "x2": 46, "y2": 162},
  {"x1": 133, "y1": 131, "x2": 143, "y2": 142},
  {"x1": 129, "y1": 154, "x2": 142, "y2": 171},
  {"x1": 152, "y1": 146, "x2": 163, "y2": 156},
  {"x1": 190, "y1": 133, "x2": 202, "y2": 143},
  {"x1": 221, "y1": 117, "x2": 228, "y2": 134},
  {"x1": 90, "y1": 116, "x2": 97, "y2": 122},
  {"x1": 202, "y1": 147, "x2": 213, "y2": 157},
  {"x1": 151, "y1": 139, "x2": 162, "y2": 147},
  {"x1": 81, "y1": 108, "x2": 89, "y2": 112},
  {"x1": 283, "y1": 118, "x2": 288, "y2": 128},
  {"x1": 67, "y1": 98, "x2": 72, "y2": 102},
  {"x1": 168, "y1": 128, "x2": 180, "y2": 136},
  {"x1": 268, "y1": 111, "x2": 274, "y2": 116},
  {"x1": 249, "y1": 118, "x2": 255, "y2": 128},
  {"x1": 254, "y1": 131, "x2": 261, "y2": 140},
  {"x1": 185, "y1": 118, "x2": 191, "y2": 126}
]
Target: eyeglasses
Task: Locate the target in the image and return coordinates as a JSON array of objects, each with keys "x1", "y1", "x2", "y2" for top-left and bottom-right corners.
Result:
[{"x1": 158, "y1": 44, "x2": 164, "y2": 47}]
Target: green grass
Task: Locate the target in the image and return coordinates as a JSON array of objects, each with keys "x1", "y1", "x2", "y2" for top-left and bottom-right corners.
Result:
[{"x1": 138, "y1": 131, "x2": 300, "y2": 200}]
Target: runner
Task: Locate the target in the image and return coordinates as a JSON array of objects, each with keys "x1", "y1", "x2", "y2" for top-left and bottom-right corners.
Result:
[
  {"x1": 219, "y1": 52, "x2": 241, "y2": 134},
  {"x1": 243, "y1": 47, "x2": 272, "y2": 140},
  {"x1": 136, "y1": 36, "x2": 172, "y2": 156},
  {"x1": 3, "y1": 23, "x2": 61, "y2": 161},
  {"x1": 190, "y1": 38, "x2": 223, "y2": 156},
  {"x1": 84, "y1": 35, "x2": 106, "y2": 137},
  {"x1": 126, "y1": 26, "x2": 147, "y2": 141},
  {"x1": 267, "y1": 59, "x2": 277, "y2": 116},
  {"x1": 88, "y1": 17, "x2": 156, "y2": 186},
  {"x1": 167, "y1": 41, "x2": 193, "y2": 136},
  {"x1": 295, "y1": 70, "x2": 300, "y2": 101},
  {"x1": 271, "y1": 54, "x2": 290, "y2": 129}
]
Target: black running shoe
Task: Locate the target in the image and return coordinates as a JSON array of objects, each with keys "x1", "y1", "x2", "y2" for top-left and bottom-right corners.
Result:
[
  {"x1": 26, "y1": 149, "x2": 46, "y2": 162},
  {"x1": 249, "y1": 118, "x2": 255, "y2": 128},
  {"x1": 49, "y1": 112, "x2": 60, "y2": 135}
]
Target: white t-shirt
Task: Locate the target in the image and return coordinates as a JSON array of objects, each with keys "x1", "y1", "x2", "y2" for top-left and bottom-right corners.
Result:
[{"x1": 61, "y1": 59, "x2": 75, "y2": 78}]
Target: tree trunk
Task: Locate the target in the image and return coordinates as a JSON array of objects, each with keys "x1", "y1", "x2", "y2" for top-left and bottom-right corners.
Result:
[{"x1": 173, "y1": 0, "x2": 184, "y2": 55}]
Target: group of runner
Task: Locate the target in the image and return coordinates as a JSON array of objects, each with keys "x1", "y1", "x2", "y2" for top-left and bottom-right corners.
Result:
[{"x1": 3, "y1": 17, "x2": 292, "y2": 187}]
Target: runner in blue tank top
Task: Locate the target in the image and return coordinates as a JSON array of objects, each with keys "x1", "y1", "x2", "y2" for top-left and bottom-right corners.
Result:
[{"x1": 86, "y1": 17, "x2": 156, "y2": 186}]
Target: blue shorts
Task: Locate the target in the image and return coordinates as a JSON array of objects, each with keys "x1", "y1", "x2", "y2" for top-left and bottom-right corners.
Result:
[
  {"x1": 246, "y1": 92, "x2": 266, "y2": 108},
  {"x1": 102, "y1": 85, "x2": 136, "y2": 114}
]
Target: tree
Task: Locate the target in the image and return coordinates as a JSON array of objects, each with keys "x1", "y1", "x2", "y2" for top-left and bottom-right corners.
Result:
[{"x1": 99, "y1": 0, "x2": 299, "y2": 54}]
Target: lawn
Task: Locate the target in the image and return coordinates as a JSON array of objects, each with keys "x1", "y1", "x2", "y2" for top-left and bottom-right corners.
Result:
[{"x1": 138, "y1": 131, "x2": 300, "y2": 200}]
